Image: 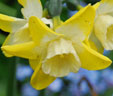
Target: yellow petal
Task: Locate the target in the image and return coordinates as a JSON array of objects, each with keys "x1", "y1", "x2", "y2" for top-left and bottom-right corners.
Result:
[
  {"x1": 1, "y1": 41, "x2": 37, "y2": 59},
  {"x1": 1, "y1": 24, "x2": 35, "y2": 58},
  {"x1": 93, "y1": 2, "x2": 100, "y2": 10},
  {"x1": 29, "y1": 16, "x2": 62, "y2": 46},
  {"x1": 31, "y1": 63, "x2": 56, "y2": 90},
  {"x1": 88, "y1": 32, "x2": 104, "y2": 54},
  {"x1": 55, "y1": 5, "x2": 95, "y2": 43},
  {"x1": 96, "y1": 0, "x2": 113, "y2": 15},
  {"x1": 42, "y1": 38, "x2": 81, "y2": 77},
  {"x1": 3, "y1": 24, "x2": 32, "y2": 46},
  {"x1": 94, "y1": 15, "x2": 113, "y2": 50},
  {"x1": 74, "y1": 42, "x2": 112, "y2": 70},
  {"x1": 29, "y1": 57, "x2": 41, "y2": 70},
  {"x1": 18, "y1": 0, "x2": 43, "y2": 19},
  {"x1": 0, "y1": 14, "x2": 27, "y2": 32}
]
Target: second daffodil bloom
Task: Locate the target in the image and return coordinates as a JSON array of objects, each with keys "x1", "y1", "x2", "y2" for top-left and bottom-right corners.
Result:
[
  {"x1": 93, "y1": 0, "x2": 113, "y2": 50},
  {"x1": 0, "y1": 0, "x2": 53, "y2": 59},
  {"x1": 0, "y1": 1, "x2": 112, "y2": 90}
]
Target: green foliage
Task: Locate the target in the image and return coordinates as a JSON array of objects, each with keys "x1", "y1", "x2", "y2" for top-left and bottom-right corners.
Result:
[
  {"x1": 0, "y1": 2, "x2": 17, "y2": 16},
  {"x1": 84, "y1": 0, "x2": 100, "y2": 4},
  {"x1": 66, "y1": 0, "x2": 80, "y2": 11},
  {"x1": 99, "y1": 88, "x2": 113, "y2": 96},
  {"x1": 60, "y1": 7, "x2": 69, "y2": 21},
  {"x1": 41, "y1": 0, "x2": 46, "y2": 9},
  {"x1": 0, "y1": 33, "x2": 6, "y2": 44},
  {"x1": 105, "y1": 51, "x2": 113, "y2": 68}
]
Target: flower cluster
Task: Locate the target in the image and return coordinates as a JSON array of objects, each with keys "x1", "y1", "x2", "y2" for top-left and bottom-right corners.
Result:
[{"x1": 0, "y1": 0, "x2": 113, "y2": 90}]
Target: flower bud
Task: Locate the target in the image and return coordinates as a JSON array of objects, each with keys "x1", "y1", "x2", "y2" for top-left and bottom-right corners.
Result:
[{"x1": 47, "y1": 0, "x2": 62, "y2": 17}]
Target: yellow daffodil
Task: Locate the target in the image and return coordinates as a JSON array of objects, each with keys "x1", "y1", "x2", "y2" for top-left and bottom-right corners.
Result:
[
  {"x1": 93, "y1": 0, "x2": 113, "y2": 50},
  {"x1": 0, "y1": 0, "x2": 53, "y2": 59},
  {"x1": 29, "y1": 5, "x2": 111, "y2": 90},
  {"x1": 0, "y1": 0, "x2": 112, "y2": 90}
]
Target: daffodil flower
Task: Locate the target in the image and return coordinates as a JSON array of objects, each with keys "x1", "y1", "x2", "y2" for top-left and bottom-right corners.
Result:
[
  {"x1": 1, "y1": 1, "x2": 112, "y2": 90},
  {"x1": 24, "y1": 5, "x2": 112, "y2": 89},
  {"x1": 0, "y1": 0, "x2": 53, "y2": 59},
  {"x1": 93, "y1": 0, "x2": 113, "y2": 50}
]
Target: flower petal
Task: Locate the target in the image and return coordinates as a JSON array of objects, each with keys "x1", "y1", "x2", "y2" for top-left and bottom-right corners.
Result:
[
  {"x1": 0, "y1": 14, "x2": 27, "y2": 32},
  {"x1": 74, "y1": 42, "x2": 112, "y2": 70},
  {"x1": 3, "y1": 24, "x2": 32, "y2": 46},
  {"x1": 41, "y1": 18, "x2": 53, "y2": 29},
  {"x1": 1, "y1": 23, "x2": 37, "y2": 59},
  {"x1": 94, "y1": 15, "x2": 113, "y2": 50},
  {"x1": 96, "y1": 0, "x2": 113, "y2": 15},
  {"x1": 93, "y1": 2, "x2": 100, "y2": 10},
  {"x1": 55, "y1": 5, "x2": 95, "y2": 43},
  {"x1": 29, "y1": 58, "x2": 41, "y2": 70},
  {"x1": 88, "y1": 32, "x2": 104, "y2": 54},
  {"x1": 1, "y1": 41, "x2": 37, "y2": 59},
  {"x1": 18, "y1": 0, "x2": 43, "y2": 19},
  {"x1": 29, "y1": 16, "x2": 62, "y2": 46},
  {"x1": 31, "y1": 63, "x2": 56, "y2": 90},
  {"x1": 42, "y1": 38, "x2": 81, "y2": 77}
]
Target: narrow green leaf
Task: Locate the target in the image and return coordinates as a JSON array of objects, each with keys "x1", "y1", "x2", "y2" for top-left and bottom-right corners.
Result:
[{"x1": 0, "y1": 2, "x2": 17, "y2": 16}]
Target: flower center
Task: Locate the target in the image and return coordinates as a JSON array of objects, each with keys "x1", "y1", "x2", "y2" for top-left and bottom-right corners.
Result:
[{"x1": 42, "y1": 38, "x2": 81, "y2": 77}]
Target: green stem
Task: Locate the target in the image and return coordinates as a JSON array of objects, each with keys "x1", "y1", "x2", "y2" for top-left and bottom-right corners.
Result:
[
  {"x1": 52, "y1": 16, "x2": 62, "y2": 30},
  {"x1": 7, "y1": 57, "x2": 17, "y2": 96},
  {"x1": 77, "y1": 5, "x2": 83, "y2": 10},
  {"x1": 43, "y1": 8, "x2": 49, "y2": 18},
  {"x1": 78, "y1": 76, "x2": 98, "y2": 96}
]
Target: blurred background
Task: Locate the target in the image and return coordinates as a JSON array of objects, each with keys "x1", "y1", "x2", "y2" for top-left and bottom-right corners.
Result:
[{"x1": 1, "y1": 0, "x2": 113, "y2": 96}]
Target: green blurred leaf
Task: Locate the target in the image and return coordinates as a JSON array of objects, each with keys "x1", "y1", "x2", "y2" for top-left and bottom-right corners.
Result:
[
  {"x1": 0, "y1": 33, "x2": 6, "y2": 44},
  {"x1": 99, "y1": 88, "x2": 113, "y2": 96},
  {"x1": 105, "y1": 51, "x2": 113, "y2": 68},
  {"x1": 60, "y1": 7, "x2": 69, "y2": 21},
  {"x1": 41, "y1": 0, "x2": 47, "y2": 9},
  {"x1": 17, "y1": 57, "x2": 29, "y2": 65},
  {"x1": 66, "y1": 0, "x2": 80, "y2": 11},
  {"x1": 0, "y1": 2, "x2": 17, "y2": 16},
  {"x1": 83, "y1": 0, "x2": 100, "y2": 4}
]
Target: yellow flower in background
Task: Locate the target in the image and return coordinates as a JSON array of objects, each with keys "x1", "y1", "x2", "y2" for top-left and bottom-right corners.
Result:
[
  {"x1": 93, "y1": 0, "x2": 113, "y2": 50},
  {"x1": 0, "y1": 0, "x2": 112, "y2": 90},
  {"x1": 0, "y1": 0, "x2": 53, "y2": 59}
]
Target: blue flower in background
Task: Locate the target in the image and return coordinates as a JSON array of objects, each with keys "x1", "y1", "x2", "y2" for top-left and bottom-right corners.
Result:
[
  {"x1": 66, "y1": 68, "x2": 99, "y2": 85},
  {"x1": 80, "y1": 1, "x2": 87, "y2": 7},
  {"x1": 80, "y1": 81, "x2": 89, "y2": 94},
  {"x1": 69, "y1": 10, "x2": 78, "y2": 17},
  {"x1": 16, "y1": 65, "x2": 33, "y2": 81},
  {"x1": 48, "y1": 78, "x2": 63, "y2": 92},
  {"x1": 65, "y1": 72, "x2": 81, "y2": 83},
  {"x1": 103, "y1": 50, "x2": 110, "y2": 55},
  {"x1": 69, "y1": 83, "x2": 80, "y2": 96},
  {"x1": 66, "y1": 68, "x2": 101, "y2": 95},
  {"x1": 79, "y1": 69, "x2": 100, "y2": 85},
  {"x1": 95, "y1": 80, "x2": 107, "y2": 94},
  {"x1": 102, "y1": 68, "x2": 113, "y2": 87},
  {"x1": 21, "y1": 83, "x2": 39, "y2": 96}
]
